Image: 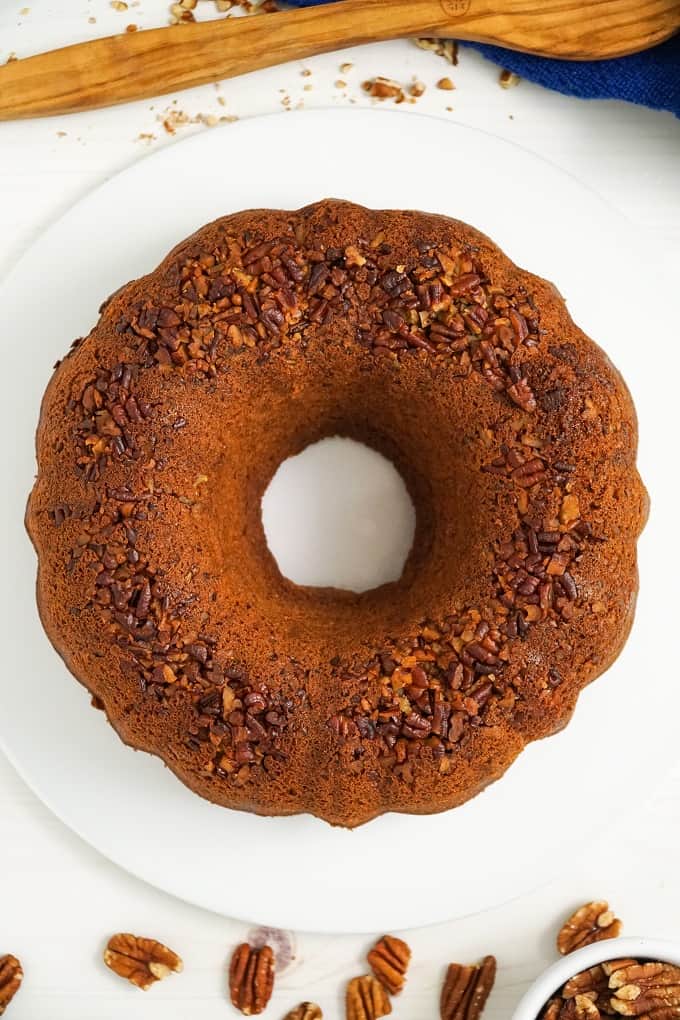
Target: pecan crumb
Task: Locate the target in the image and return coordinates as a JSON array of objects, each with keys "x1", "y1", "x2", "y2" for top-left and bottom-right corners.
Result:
[
  {"x1": 557, "y1": 902, "x2": 623, "y2": 955},
  {"x1": 103, "y1": 933, "x2": 183, "y2": 990},
  {"x1": 361, "y1": 77, "x2": 405, "y2": 103},
  {"x1": 367, "y1": 935, "x2": 411, "y2": 994},
  {"x1": 414, "y1": 37, "x2": 459, "y2": 64},
  {"x1": 229, "y1": 943, "x2": 275, "y2": 1015},
  {"x1": 499, "y1": 69, "x2": 521, "y2": 88},
  {"x1": 441, "y1": 955, "x2": 496, "y2": 1020},
  {"x1": 346, "y1": 974, "x2": 392, "y2": 1020},
  {"x1": 0, "y1": 955, "x2": 23, "y2": 1015}
]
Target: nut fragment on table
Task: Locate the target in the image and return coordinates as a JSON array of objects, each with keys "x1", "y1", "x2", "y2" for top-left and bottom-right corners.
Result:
[
  {"x1": 361, "y1": 77, "x2": 405, "y2": 102},
  {"x1": 440, "y1": 955, "x2": 496, "y2": 1020},
  {"x1": 367, "y1": 935, "x2": 411, "y2": 994},
  {"x1": 284, "y1": 1004, "x2": 323, "y2": 1020},
  {"x1": 103, "y1": 934, "x2": 183, "y2": 990},
  {"x1": 499, "y1": 69, "x2": 521, "y2": 88},
  {"x1": 346, "y1": 974, "x2": 392, "y2": 1020},
  {"x1": 557, "y1": 902, "x2": 623, "y2": 955},
  {"x1": 229, "y1": 943, "x2": 275, "y2": 1015},
  {"x1": 414, "y1": 37, "x2": 459, "y2": 64},
  {"x1": 0, "y1": 955, "x2": 23, "y2": 1016}
]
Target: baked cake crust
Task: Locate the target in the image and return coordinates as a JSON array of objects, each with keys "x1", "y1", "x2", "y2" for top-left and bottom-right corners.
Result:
[{"x1": 26, "y1": 200, "x2": 648, "y2": 827}]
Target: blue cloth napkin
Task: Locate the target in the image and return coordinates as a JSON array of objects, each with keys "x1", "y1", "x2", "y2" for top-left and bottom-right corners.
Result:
[{"x1": 283, "y1": 0, "x2": 680, "y2": 117}]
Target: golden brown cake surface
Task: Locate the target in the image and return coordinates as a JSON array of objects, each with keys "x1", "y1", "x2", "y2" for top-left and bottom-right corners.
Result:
[{"x1": 26, "y1": 200, "x2": 648, "y2": 827}]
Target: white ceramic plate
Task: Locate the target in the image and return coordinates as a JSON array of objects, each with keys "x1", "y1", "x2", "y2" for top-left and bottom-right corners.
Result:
[{"x1": 0, "y1": 109, "x2": 674, "y2": 933}]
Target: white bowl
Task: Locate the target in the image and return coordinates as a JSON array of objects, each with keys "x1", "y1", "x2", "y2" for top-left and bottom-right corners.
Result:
[{"x1": 511, "y1": 937, "x2": 680, "y2": 1020}]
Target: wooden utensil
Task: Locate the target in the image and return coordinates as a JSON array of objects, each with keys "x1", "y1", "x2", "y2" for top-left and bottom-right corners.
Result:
[{"x1": 0, "y1": 0, "x2": 678, "y2": 120}]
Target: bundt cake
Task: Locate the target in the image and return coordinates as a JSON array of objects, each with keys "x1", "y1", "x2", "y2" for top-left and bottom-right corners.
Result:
[{"x1": 26, "y1": 200, "x2": 648, "y2": 827}]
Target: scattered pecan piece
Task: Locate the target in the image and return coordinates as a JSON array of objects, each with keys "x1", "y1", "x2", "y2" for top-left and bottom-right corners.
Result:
[
  {"x1": 229, "y1": 943, "x2": 275, "y2": 1015},
  {"x1": 557, "y1": 902, "x2": 622, "y2": 955},
  {"x1": 367, "y1": 935, "x2": 411, "y2": 994},
  {"x1": 0, "y1": 955, "x2": 23, "y2": 1015},
  {"x1": 346, "y1": 974, "x2": 392, "y2": 1020},
  {"x1": 103, "y1": 933, "x2": 183, "y2": 990},
  {"x1": 499, "y1": 69, "x2": 521, "y2": 88},
  {"x1": 609, "y1": 961, "x2": 680, "y2": 1016},
  {"x1": 284, "y1": 1004, "x2": 323, "y2": 1020},
  {"x1": 440, "y1": 955, "x2": 496, "y2": 1020},
  {"x1": 361, "y1": 77, "x2": 405, "y2": 102}
]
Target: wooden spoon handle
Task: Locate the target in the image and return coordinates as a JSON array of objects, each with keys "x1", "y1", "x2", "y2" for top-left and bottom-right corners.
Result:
[
  {"x1": 0, "y1": 0, "x2": 678, "y2": 120},
  {"x1": 0, "y1": 0, "x2": 450, "y2": 120}
]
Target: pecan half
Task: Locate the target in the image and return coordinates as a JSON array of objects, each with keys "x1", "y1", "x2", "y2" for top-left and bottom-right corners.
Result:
[
  {"x1": 571, "y1": 997, "x2": 602, "y2": 1019},
  {"x1": 563, "y1": 960, "x2": 637, "y2": 1015},
  {"x1": 441, "y1": 955, "x2": 496, "y2": 1020},
  {"x1": 229, "y1": 943, "x2": 275, "y2": 1015},
  {"x1": 562, "y1": 962, "x2": 611, "y2": 1011},
  {"x1": 346, "y1": 974, "x2": 392, "y2": 1020},
  {"x1": 557, "y1": 902, "x2": 622, "y2": 955},
  {"x1": 541, "y1": 996, "x2": 602, "y2": 1019},
  {"x1": 0, "y1": 955, "x2": 23, "y2": 1016},
  {"x1": 284, "y1": 1004, "x2": 323, "y2": 1020},
  {"x1": 103, "y1": 933, "x2": 183, "y2": 990},
  {"x1": 367, "y1": 935, "x2": 411, "y2": 994},
  {"x1": 609, "y1": 961, "x2": 680, "y2": 1016}
]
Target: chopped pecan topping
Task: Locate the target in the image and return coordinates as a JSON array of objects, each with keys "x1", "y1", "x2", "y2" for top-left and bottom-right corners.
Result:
[
  {"x1": 60, "y1": 207, "x2": 604, "y2": 786},
  {"x1": 557, "y1": 902, "x2": 622, "y2": 955},
  {"x1": 284, "y1": 1004, "x2": 323, "y2": 1020},
  {"x1": 103, "y1": 933, "x2": 183, "y2": 990},
  {"x1": 367, "y1": 934, "x2": 411, "y2": 994},
  {"x1": 609, "y1": 961, "x2": 680, "y2": 1016},
  {"x1": 229, "y1": 943, "x2": 275, "y2": 1015},
  {"x1": 440, "y1": 955, "x2": 496, "y2": 1020},
  {"x1": 0, "y1": 955, "x2": 23, "y2": 1015},
  {"x1": 66, "y1": 497, "x2": 295, "y2": 786},
  {"x1": 330, "y1": 502, "x2": 591, "y2": 771},
  {"x1": 346, "y1": 974, "x2": 392, "y2": 1020}
]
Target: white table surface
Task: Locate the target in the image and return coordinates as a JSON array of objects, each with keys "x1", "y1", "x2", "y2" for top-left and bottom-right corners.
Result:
[{"x1": 1, "y1": 4, "x2": 679, "y2": 1018}]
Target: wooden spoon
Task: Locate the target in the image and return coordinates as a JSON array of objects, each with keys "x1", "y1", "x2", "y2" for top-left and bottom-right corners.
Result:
[{"x1": 0, "y1": 0, "x2": 678, "y2": 120}]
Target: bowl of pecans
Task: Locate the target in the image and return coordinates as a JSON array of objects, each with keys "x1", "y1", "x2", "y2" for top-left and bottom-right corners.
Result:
[{"x1": 511, "y1": 935, "x2": 680, "y2": 1019}]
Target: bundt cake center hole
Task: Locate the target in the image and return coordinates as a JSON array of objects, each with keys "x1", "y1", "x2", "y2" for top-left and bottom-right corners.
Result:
[{"x1": 261, "y1": 436, "x2": 416, "y2": 594}]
